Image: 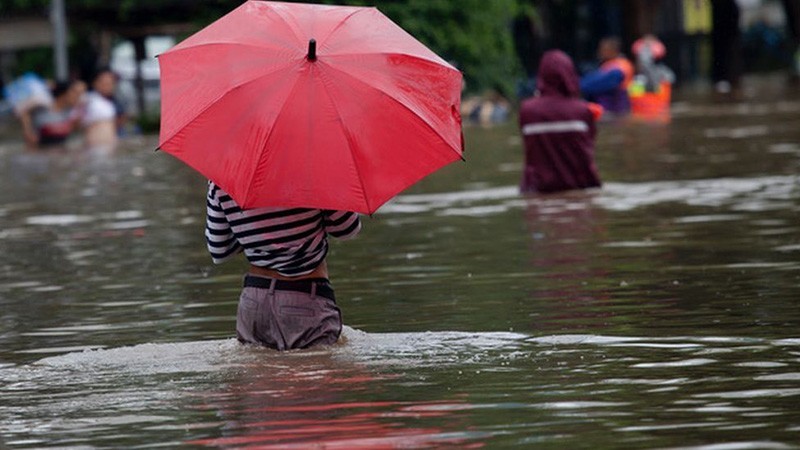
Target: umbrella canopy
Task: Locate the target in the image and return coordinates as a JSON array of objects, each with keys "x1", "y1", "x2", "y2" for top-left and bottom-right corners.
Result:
[{"x1": 158, "y1": 0, "x2": 464, "y2": 214}]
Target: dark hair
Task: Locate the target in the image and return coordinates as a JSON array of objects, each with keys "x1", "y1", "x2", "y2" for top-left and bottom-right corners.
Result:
[
  {"x1": 51, "y1": 80, "x2": 73, "y2": 98},
  {"x1": 91, "y1": 66, "x2": 117, "y2": 84}
]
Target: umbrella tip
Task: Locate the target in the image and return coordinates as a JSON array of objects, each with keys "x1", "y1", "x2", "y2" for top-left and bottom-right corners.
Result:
[{"x1": 307, "y1": 39, "x2": 317, "y2": 62}]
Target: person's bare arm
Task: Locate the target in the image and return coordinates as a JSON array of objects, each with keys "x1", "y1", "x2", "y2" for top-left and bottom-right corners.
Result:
[{"x1": 18, "y1": 109, "x2": 39, "y2": 149}]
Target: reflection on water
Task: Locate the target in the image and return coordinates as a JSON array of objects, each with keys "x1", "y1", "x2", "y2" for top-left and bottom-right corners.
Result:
[{"x1": 1, "y1": 82, "x2": 800, "y2": 447}]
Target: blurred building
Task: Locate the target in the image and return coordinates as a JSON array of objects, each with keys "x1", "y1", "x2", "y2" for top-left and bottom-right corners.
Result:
[
  {"x1": 0, "y1": 16, "x2": 53, "y2": 95},
  {"x1": 110, "y1": 36, "x2": 175, "y2": 116}
]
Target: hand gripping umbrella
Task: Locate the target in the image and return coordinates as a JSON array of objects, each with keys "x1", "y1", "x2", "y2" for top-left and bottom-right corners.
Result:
[{"x1": 158, "y1": 0, "x2": 464, "y2": 214}]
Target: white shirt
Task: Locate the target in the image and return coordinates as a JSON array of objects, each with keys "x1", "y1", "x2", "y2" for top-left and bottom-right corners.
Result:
[{"x1": 81, "y1": 91, "x2": 116, "y2": 126}]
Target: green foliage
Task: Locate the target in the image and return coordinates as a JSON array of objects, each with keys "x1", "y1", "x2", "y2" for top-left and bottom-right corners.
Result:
[
  {"x1": 1, "y1": 0, "x2": 47, "y2": 9},
  {"x1": 386, "y1": 0, "x2": 523, "y2": 95},
  {"x1": 12, "y1": 48, "x2": 53, "y2": 78}
]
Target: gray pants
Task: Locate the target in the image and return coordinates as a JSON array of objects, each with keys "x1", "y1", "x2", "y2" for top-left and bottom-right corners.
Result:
[{"x1": 236, "y1": 275, "x2": 342, "y2": 350}]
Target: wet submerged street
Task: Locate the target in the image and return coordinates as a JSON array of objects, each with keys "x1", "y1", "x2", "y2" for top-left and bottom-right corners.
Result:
[{"x1": 1, "y1": 79, "x2": 799, "y2": 448}]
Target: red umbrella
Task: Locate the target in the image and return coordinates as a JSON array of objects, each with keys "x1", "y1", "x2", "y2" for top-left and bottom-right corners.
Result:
[{"x1": 158, "y1": 0, "x2": 464, "y2": 214}]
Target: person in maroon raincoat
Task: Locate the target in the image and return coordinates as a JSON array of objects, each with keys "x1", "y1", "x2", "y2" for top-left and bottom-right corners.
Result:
[{"x1": 519, "y1": 49, "x2": 602, "y2": 194}]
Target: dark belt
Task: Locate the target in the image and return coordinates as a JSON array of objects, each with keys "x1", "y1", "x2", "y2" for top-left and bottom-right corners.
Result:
[{"x1": 244, "y1": 275, "x2": 335, "y2": 301}]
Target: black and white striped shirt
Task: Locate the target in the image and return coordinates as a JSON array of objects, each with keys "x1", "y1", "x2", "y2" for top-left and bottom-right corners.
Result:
[{"x1": 205, "y1": 182, "x2": 361, "y2": 277}]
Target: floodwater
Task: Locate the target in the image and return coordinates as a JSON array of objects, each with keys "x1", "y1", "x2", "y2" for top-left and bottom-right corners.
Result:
[{"x1": 1, "y1": 79, "x2": 799, "y2": 449}]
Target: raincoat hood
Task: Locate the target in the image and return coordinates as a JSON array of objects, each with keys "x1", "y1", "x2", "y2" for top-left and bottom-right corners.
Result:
[{"x1": 537, "y1": 50, "x2": 580, "y2": 98}]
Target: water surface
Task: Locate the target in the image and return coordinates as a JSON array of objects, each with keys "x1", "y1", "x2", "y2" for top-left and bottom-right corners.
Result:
[{"x1": 1, "y1": 80, "x2": 799, "y2": 448}]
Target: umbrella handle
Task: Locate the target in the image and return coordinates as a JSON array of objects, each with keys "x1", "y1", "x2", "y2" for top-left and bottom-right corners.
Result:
[{"x1": 307, "y1": 39, "x2": 317, "y2": 62}]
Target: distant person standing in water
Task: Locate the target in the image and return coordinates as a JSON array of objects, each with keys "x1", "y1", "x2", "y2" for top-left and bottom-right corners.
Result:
[
  {"x1": 580, "y1": 37, "x2": 634, "y2": 116},
  {"x1": 19, "y1": 79, "x2": 86, "y2": 149},
  {"x1": 206, "y1": 181, "x2": 361, "y2": 350},
  {"x1": 519, "y1": 50, "x2": 602, "y2": 193},
  {"x1": 81, "y1": 68, "x2": 121, "y2": 149}
]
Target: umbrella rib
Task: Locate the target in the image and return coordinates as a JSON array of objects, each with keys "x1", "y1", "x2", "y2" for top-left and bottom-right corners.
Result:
[
  {"x1": 318, "y1": 8, "x2": 368, "y2": 45},
  {"x1": 160, "y1": 57, "x2": 296, "y2": 148},
  {"x1": 268, "y1": 4, "x2": 308, "y2": 46},
  {"x1": 324, "y1": 58, "x2": 463, "y2": 158},
  {"x1": 241, "y1": 69, "x2": 307, "y2": 207},
  {"x1": 314, "y1": 70, "x2": 373, "y2": 214}
]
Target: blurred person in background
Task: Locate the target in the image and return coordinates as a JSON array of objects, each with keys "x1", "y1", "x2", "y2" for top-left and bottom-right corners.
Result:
[
  {"x1": 519, "y1": 50, "x2": 603, "y2": 194},
  {"x1": 81, "y1": 68, "x2": 125, "y2": 149},
  {"x1": 580, "y1": 37, "x2": 634, "y2": 116},
  {"x1": 630, "y1": 35, "x2": 675, "y2": 93},
  {"x1": 465, "y1": 86, "x2": 511, "y2": 126},
  {"x1": 627, "y1": 34, "x2": 675, "y2": 121},
  {"x1": 18, "y1": 79, "x2": 86, "y2": 150}
]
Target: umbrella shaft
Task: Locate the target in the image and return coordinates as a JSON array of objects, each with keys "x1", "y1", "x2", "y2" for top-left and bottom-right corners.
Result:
[{"x1": 308, "y1": 39, "x2": 317, "y2": 61}]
